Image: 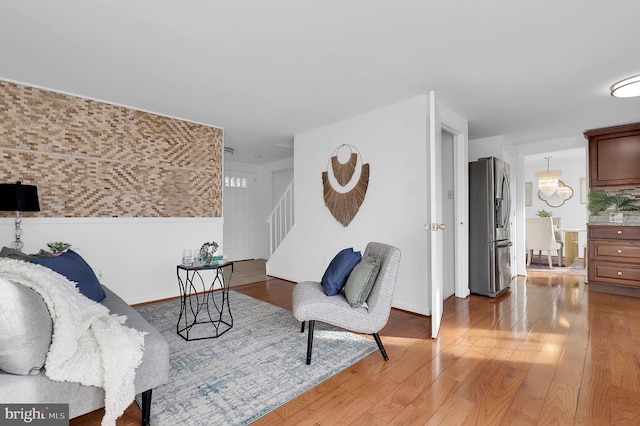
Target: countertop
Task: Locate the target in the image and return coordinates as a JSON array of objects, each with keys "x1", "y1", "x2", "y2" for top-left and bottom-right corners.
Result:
[{"x1": 588, "y1": 215, "x2": 640, "y2": 226}]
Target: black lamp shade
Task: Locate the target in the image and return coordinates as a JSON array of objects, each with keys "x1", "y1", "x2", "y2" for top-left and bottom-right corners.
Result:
[{"x1": 0, "y1": 182, "x2": 40, "y2": 212}]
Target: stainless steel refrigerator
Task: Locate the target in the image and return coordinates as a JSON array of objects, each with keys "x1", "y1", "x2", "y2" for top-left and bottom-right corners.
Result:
[{"x1": 469, "y1": 157, "x2": 512, "y2": 297}]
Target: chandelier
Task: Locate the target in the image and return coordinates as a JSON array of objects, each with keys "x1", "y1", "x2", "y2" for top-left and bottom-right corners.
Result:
[{"x1": 535, "y1": 157, "x2": 561, "y2": 197}]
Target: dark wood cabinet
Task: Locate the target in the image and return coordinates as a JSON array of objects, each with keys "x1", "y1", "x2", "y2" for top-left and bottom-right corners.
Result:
[
  {"x1": 584, "y1": 122, "x2": 640, "y2": 188},
  {"x1": 588, "y1": 225, "x2": 640, "y2": 296}
]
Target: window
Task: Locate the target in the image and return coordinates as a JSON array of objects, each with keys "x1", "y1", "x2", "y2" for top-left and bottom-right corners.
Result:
[{"x1": 224, "y1": 175, "x2": 248, "y2": 188}]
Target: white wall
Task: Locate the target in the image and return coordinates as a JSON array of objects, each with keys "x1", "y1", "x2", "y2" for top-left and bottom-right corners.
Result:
[
  {"x1": 267, "y1": 95, "x2": 432, "y2": 314},
  {"x1": 0, "y1": 217, "x2": 223, "y2": 304},
  {"x1": 272, "y1": 168, "x2": 294, "y2": 206},
  {"x1": 469, "y1": 135, "x2": 516, "y2": 164}
]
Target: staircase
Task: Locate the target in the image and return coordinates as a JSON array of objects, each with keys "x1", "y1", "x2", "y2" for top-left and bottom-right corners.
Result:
[{"x1": 267, "y1": 180, "x2": 294, "y2": 256}]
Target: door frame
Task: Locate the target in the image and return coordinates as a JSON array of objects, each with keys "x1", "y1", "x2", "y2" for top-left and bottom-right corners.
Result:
[
  {"x1": 429, "y1": 92, "x2": 469, "y2": 339},
  {"x1": 444, "y1": 122, "x2": 469, "y2": 299}
]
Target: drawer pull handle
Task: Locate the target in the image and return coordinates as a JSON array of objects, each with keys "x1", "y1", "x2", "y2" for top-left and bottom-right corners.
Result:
[
  {"x1": 618, "y1": 249, "x2": 623, "y2": 254},
  {"x1": 617, "y1": 230, "x2": 623, "y2": 235},
  {"x1": 618, "y1": 271, "x2": 623, "y2": 276}
]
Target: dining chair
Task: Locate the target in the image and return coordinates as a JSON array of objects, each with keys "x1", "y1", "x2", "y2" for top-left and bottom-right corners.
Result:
[{"x1": 526, "y1": 217, "x2": 563, "y2": 268}]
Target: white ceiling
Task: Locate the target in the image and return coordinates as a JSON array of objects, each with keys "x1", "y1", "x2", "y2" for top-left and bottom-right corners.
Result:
[
  {"x1": 1, "y1": 1, "x2": 640, "y2": 164},
  {"x1": 526, "y1": 148, "x2": 585, "y2": 168}
]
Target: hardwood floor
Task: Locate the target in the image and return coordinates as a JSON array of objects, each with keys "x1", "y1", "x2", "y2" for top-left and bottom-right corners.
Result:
[{"x1": 71, "y1": 272, "x2": 640, "y2": 425}]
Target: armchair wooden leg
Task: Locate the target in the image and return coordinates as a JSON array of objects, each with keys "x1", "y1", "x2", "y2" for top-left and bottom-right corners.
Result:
[
  {"x1": 300, "y1": 321, "x2": 305, "y2": 333},
  {"x1": 306, "y1": 320, "x2": 315, "y2": 365},
  {"x1": 141, "y1": 389, "x2": 152, "y2": 426},
  {"x1": 372, "y1": 333, "x2": 389, "y2": 361}
]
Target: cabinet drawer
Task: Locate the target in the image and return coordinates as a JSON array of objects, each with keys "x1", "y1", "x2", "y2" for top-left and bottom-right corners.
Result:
[
  {"x1": 589, "y1": 261, "x2": 640, "y2": 287},
  {"x1": 590, "y1": 239, "x2": 640, "y2": 262},
  {"x1": 588, "y1": 226, "x2": 640, "y2": 240}
]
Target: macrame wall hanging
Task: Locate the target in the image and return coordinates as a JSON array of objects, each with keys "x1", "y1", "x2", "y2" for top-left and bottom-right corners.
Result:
[{"x1": 321, "y1": 144, "x2": 370, "y2": 226}]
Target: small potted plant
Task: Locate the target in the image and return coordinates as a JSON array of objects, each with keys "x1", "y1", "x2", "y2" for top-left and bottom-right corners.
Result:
[
  {"x1": 587, "y1": 190, "x2": 638, "y2": 216},
  {"x1": 47, "y1": 242, "x2": 71, "y2": 254},
  {"x1": 535, "y1": 209, "x2": 552, "y2": 217},
  {"x1": 199, "y1": 242, "x2": 220, "y2": 265}
]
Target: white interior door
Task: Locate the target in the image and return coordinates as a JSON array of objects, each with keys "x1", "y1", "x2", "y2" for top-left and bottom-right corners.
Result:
[
  {"x1": 427, "y1": 91, "x2": 445, "y2": 339},
  {"x1": 223, "y1": 170, "x2": 255, "y2": 261}
]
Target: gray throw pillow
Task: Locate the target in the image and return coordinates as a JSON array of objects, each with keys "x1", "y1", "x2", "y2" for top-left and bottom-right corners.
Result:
[
  {"x1": 344, "y1": 253, "x2": 381, "y2": 308},
  {"x1": 0, "y1": 279, "x2": 52, "y2": 375}
]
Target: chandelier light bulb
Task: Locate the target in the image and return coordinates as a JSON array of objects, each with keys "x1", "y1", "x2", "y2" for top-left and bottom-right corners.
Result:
[{"x1": 536, "y1": 157, "x2": 561, "y2": 197}]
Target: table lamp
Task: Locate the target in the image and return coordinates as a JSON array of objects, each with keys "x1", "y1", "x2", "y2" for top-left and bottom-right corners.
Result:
[{"x1": 0, "y1": 181, "x2": 40, "y2": 251}]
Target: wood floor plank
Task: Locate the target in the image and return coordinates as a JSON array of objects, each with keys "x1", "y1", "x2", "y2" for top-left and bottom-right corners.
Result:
[
  {"x1": 575, "y1": 362, "x2": 611, "y2": 425},
  {"x1": 500, "y1": 382, "x2": 550, "y2": 425},
  {"x1": 364, "y1": 359, "x2": 446, "y2": 423},
  {"x1": 424, "y1": 392, "x2": 477, "y2": 426},
  {"x1": 310, "y1": 376, "x2": 401, "y2": 425},
  {"x1": 464, "y1": 362, "x2": 528, "y2": 425},
  {"x1": 611, "y1": 385, "x2": 640, "y2": 425},
  {"x1": 407, "y1": 373, "x2": 459, "y2": 418}
]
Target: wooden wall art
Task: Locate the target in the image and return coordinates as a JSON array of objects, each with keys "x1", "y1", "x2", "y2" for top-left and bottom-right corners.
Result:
[{"x1": 321, "y1": 144, "x2": 369, "y2": 226}]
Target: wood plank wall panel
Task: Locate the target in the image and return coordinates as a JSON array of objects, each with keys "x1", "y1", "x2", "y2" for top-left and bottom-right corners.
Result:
[{"x1": 0, "y1": 80, "x2": 222, "y2": 217}]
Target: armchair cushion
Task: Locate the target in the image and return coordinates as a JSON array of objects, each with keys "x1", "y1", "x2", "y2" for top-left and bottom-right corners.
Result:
[
  {"x1": 344, "y1": 253, "x2": 380, "y2": 308},
  {"x1": 321, "y1": 248, "x2": 362, "y2": 296},
  {"x1": 31, "y1": 250, "x2": 106, "y2": 302},
  {"x1": 0, "y1": 279, "x2": 52, "y2": 375}
]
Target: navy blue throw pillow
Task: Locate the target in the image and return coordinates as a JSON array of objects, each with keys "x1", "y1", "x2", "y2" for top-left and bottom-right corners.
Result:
[
  {"x1": 321, "y1": 248, "x2": 362, "y2": 296},
  {"x1": 31, "y1": 249, "x2": 106, "y2": 302}
]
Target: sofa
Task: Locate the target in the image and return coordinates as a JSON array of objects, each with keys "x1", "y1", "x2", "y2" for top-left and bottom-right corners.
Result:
[{"x1": 0, "y1": 250, "x2": 170, "y2": 425}]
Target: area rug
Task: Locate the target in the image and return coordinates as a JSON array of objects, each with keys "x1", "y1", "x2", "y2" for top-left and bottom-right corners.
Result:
[
  {"x1": 134, "y1": 291, "x2": 377, "y2": 425},
  {"x1": 527, "y1": 258, "x2": 586, "y2": 277}
]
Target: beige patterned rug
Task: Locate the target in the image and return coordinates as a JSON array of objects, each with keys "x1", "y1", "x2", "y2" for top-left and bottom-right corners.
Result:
[
  {"x1": 527, "y1": 257, "x2": 586, "y2": 277},
  {"x1": 135, "y1": 291, "x2": 376, "y2": 425}
]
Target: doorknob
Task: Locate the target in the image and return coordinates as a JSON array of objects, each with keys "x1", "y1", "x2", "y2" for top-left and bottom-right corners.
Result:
[{"x1": 428, "y1": 223, "x2": 446, "y2": 231}]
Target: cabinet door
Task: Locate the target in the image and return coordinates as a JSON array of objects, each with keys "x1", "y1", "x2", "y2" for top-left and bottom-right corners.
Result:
[{"x1": 586, "y1": 124, "x2": 640, "y2": 187}]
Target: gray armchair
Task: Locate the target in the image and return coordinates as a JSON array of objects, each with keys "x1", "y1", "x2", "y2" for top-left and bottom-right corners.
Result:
[{"x1": 292, "y1": 242, "x2": 401, "y2": 365}]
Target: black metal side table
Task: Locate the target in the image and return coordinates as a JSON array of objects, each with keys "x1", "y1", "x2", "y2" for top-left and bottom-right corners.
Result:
[{"x1": 176, "y1": 261, "x2": 234, "y2": 341}]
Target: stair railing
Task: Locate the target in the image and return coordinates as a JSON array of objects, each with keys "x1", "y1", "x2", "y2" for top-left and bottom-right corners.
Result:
[{"x1": 267, "y1": 180, "x2": 294, "y2": 256}]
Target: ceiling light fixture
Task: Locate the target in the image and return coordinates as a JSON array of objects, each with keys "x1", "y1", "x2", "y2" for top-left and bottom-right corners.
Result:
[
  {"x1": 556, "y1": 183, "x2": 572, "y2": 200},
  {"x1": 535, "y1": 157, "x2": 561, "y2": 197},
  {"x1": 611, "y1": 74, "x2": 640, "y2": 97}
]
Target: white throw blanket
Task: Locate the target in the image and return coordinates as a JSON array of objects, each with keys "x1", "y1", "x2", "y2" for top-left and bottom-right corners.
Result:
[{"x1": 0, "y1": 258, "x2": 145, "y2": 426}]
